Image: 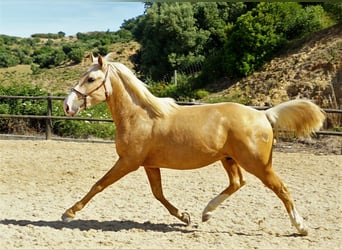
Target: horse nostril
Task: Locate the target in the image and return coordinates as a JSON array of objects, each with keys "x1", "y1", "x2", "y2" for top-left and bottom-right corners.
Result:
[{"x1": 63, "y1": 102, "x2": 70, "y2": 114}]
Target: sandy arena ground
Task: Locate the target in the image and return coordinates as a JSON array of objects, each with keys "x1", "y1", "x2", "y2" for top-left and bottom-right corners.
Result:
[{"x1": 0, "y1": 139, "x2": 341, "y2": 249}]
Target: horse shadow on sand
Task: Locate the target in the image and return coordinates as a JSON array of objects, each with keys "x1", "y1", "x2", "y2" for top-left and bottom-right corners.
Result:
[
  {"x1": 0, "y1": 218, "x2": 194, "y2": 233},
  {"x1": 0, "y1": 218, "x2": 302, "y2": 237}
]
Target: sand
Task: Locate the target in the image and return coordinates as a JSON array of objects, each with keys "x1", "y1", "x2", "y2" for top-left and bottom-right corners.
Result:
[{"x1": 0, "y1": 139, "x2": 341, "y2": 249}]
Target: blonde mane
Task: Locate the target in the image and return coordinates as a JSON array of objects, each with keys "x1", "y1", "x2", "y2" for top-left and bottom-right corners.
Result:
[{"x1": 108, "y1": 62, "x2": 179, "y2": 118}]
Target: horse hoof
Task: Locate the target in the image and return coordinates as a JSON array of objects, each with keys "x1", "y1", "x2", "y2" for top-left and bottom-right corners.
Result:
[
  {"x1": 202, "y1": 212, "x2": 212, "y2": 222},
  {"x1": 61, "y1": 213, "x2": 74, "y2": 222},
  {"x1": 181, "y1": 212, "x2": 191, "y2": 226},
  {"x1": 299, "y1": 227, "x2": 309, "y2": 236}
]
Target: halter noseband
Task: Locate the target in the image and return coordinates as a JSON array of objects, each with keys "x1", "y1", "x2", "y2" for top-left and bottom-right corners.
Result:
[{"x1": 71, "y1": 69, "x2": 109, "y2": 110}]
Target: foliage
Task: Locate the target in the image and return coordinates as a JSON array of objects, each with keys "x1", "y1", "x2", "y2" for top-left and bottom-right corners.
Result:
[
  {"x1": 0, "y1": 84, "x2": 48, "y2": 134},
  {"x1": 130, "y1": 2, "x2": 247, "y2": 81},
  {"x1": 0, "y1": 48, "x2": 19, "y2": 67},
  {"x1": 132, "y1": 3, "x2": 209, "y2": 80},
  {"x1": 53, "y1": 102, "x2": 115, "y2": 140},
  {"x1": 33, "y1": 45, "x2": 67, "y2": 68},
  {"x1": 31, "y1": 32, "x2": 65, "y2": 39},
  {"x1": 223, "y1": 2, "x2": 325, "y2": 77},
  {"x1": 203, "y1": 90, "x2": 250, "y2": 105},
  {"x1": 0, "y1": 29, "x2": 134, "y2": 69},
  {"x1": 76, "y1": 30, "x2": 133, "y2": 44},
  {"x1": 148, "y1": 73, "x2": 207, "y2": 101},
  {"x1": 127, "y1": 2, "x2": 333, "y2": 93},
  {"x1": 62, "y1": 43, "x2": 86, "y2": 63},
  {"x1": 0, "y1": 84, "x2": 115, "y2": 139},
  {"x1": 323, "y1": 3, "x2": 342, "y2": 23}
]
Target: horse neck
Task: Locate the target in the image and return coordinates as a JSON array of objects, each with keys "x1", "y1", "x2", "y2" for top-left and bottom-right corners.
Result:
[{"x1": 106, "y1": 74, "x2": 149, "y2": 130}]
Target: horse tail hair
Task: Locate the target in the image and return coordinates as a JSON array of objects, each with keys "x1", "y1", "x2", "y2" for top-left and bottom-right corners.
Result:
[{"x1": 264, "y1": 99, "x2": 326, "y2": 137}]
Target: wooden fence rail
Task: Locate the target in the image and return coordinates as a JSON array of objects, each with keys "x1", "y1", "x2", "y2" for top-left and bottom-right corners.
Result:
[{"x1": 0, "y1": 94, "x2": 341, "y2": 140}]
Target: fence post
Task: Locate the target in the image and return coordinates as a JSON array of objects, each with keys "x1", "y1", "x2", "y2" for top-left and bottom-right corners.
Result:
[
  {"x1": 174, "y1": 70, "x2": 177, "y2": 86},
  {"x1": 46, "y1": 93, "x2": 52, "y2": 140}
]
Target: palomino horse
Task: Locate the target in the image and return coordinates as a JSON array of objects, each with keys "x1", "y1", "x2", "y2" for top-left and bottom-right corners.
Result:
[{"x1": 63, "y1": 54, "x2": 325, "y2": 236}]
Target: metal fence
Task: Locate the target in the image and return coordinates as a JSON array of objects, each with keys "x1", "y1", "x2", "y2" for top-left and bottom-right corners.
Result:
[{"x1": 0, "y1": 94, "x2": 341, "y2": 140}]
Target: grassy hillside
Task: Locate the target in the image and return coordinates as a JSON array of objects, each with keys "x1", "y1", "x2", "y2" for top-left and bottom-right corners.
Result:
[
  {"x1": 0, "y1": 40, "x2": 140, "y2": 94},
  {"x1": 202, "y1": 23, "x2": 342, "y2": 111}
]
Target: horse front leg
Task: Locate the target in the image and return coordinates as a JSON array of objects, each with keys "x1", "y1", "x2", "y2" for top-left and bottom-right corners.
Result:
[
  {"x1": 62, "y1": 158, "x2": 138, "y2": 222},
  {"x1": 144, "y1": 167, "x2": 191, "y2": 225}
]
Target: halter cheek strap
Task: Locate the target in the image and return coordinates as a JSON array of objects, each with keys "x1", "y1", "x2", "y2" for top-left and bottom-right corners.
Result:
[{"x1": 71, "y1": 69, "x2": 109, "y2": 110}]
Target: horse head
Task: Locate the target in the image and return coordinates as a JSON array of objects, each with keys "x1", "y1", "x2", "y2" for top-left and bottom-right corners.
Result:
[{"x1": 63, "y1": 54, "x2": 112, "y2": 116}]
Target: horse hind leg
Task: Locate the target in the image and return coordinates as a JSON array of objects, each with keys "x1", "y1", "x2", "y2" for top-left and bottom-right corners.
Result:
[
  {"x1": 144, "y1": 167, "x2": 190, "y2": 225},
  {"x1": 251, "y1": 166, "x2": 308, "y2": 236},
  {"x1": 202, "y1": 158, "x2": 246, "y2": 222}
]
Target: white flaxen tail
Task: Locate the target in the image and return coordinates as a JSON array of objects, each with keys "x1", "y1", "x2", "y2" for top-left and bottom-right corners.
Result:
[{"x1": 265, "y1": 99, "x2": 326, "y2": 137}]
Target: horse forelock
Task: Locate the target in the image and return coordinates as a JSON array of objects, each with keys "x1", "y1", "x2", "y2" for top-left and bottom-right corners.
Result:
[{"x1": 109, "y1": 62, "x2": 178, "y2": 118}]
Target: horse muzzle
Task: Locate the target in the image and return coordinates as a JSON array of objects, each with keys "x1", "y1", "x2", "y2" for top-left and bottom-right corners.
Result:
[
  {"x1": 63, "y1": 101, "x2": 77, "y2": 116},
  {"x1": 63, "y1": 93, "x2": 81, "y2": 116}
]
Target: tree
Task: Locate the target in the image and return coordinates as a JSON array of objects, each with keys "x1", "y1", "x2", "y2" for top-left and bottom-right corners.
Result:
[
  {"x1": 193, "y1": 2, "x2": 246, "y2": 50},
  {"x1": 62, "y1": 42, "x2": 85, "y2": 63},
  {"x1": 323, "y1": 3, "x2": 342, "y2": 23},
  {"x1": 135, "y1": 2, "x2": 209, "y2": 80},
  {"x1": 193, "y1": 2, "x2": 247, "y2": 85},
  {"x1": 69, "y1": 47, "x2": 85, "y2": 63},
  {"x1": 0, "y1": 48, "x2": 19, "y2": 67},
  {"x1": 33, "y1": 45, "x2": 66, "y2": 68},
  {"x1": 222, "y1": 2, "x2": 325, "y2": 77},
  {"x1": 130, "y1": 2, "x2": 249, "y2": 83},
  {"x1": 58, "y1": 31, "x2": 66, "y2": 38}
]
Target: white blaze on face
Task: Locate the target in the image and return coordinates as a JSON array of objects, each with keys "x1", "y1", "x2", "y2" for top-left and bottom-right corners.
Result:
[{"x1": 63, "y1": 92, "x2": 84, "y2": 116}]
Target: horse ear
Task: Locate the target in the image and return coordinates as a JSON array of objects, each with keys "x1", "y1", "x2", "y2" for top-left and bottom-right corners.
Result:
[
  {"x1": 104, "y1": 52, "x2": 114, "y2": 61},
  {"x1": 90, "y1": 53, "x2": 95, "y2": 62},
  {"x1": 98, "y1": 55, "x2": 106, "y2": 70}
]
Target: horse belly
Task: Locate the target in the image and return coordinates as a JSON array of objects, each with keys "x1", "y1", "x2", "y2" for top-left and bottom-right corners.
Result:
[
  {"x1": 144, "y1": 137, "x2": 226, "y2": 170},
  {"x1": 144, "y1": 151, "x2": 221, "y2": 170}
]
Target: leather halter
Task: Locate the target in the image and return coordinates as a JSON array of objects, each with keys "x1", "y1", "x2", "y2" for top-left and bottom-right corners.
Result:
[{"x1": 71, "y1": 68, "x2": 109, "y2": 110}]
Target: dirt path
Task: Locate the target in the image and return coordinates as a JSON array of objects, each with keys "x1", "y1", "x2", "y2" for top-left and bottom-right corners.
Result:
[{"x1": 0, "y1": 140, "x2": 341, "y2": 249}]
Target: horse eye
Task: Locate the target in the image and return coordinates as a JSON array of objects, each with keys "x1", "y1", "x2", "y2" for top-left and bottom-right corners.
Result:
[{"x1": 88, "y1": 77, "x2": 95, "y2": 83}]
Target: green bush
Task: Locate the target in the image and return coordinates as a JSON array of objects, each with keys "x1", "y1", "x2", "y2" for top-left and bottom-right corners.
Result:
[
  {"x1": 0, "y1": 84, "x2": 115, "y2": 139},
  {"x1": 148, "y1": 73, "x2": 198, "y2": 101},
  {"x1": 223, "y1": 2, "x2": 325, "y2": 77},
  {"x1": 0, "y1": 48, "x2": 19, "y2": 67},
  {"x1": 194, "y1": 89, "x2": 209, "y2": 99},
  {"x1": 204, "y1": 90, "x2": 250, "y2": 105},
  {"x1": 0, "y1": 84, "x2": 48, "y2": 134},
  {"x1": 53, "y1": 102, "x2": 115, "y2": 140},
  {"x1": 33, "y1": 45, "x2": 67, "y2": 68},
  {"x1": 69, "y1": 47, "x2": 85, "y2": 63}
]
